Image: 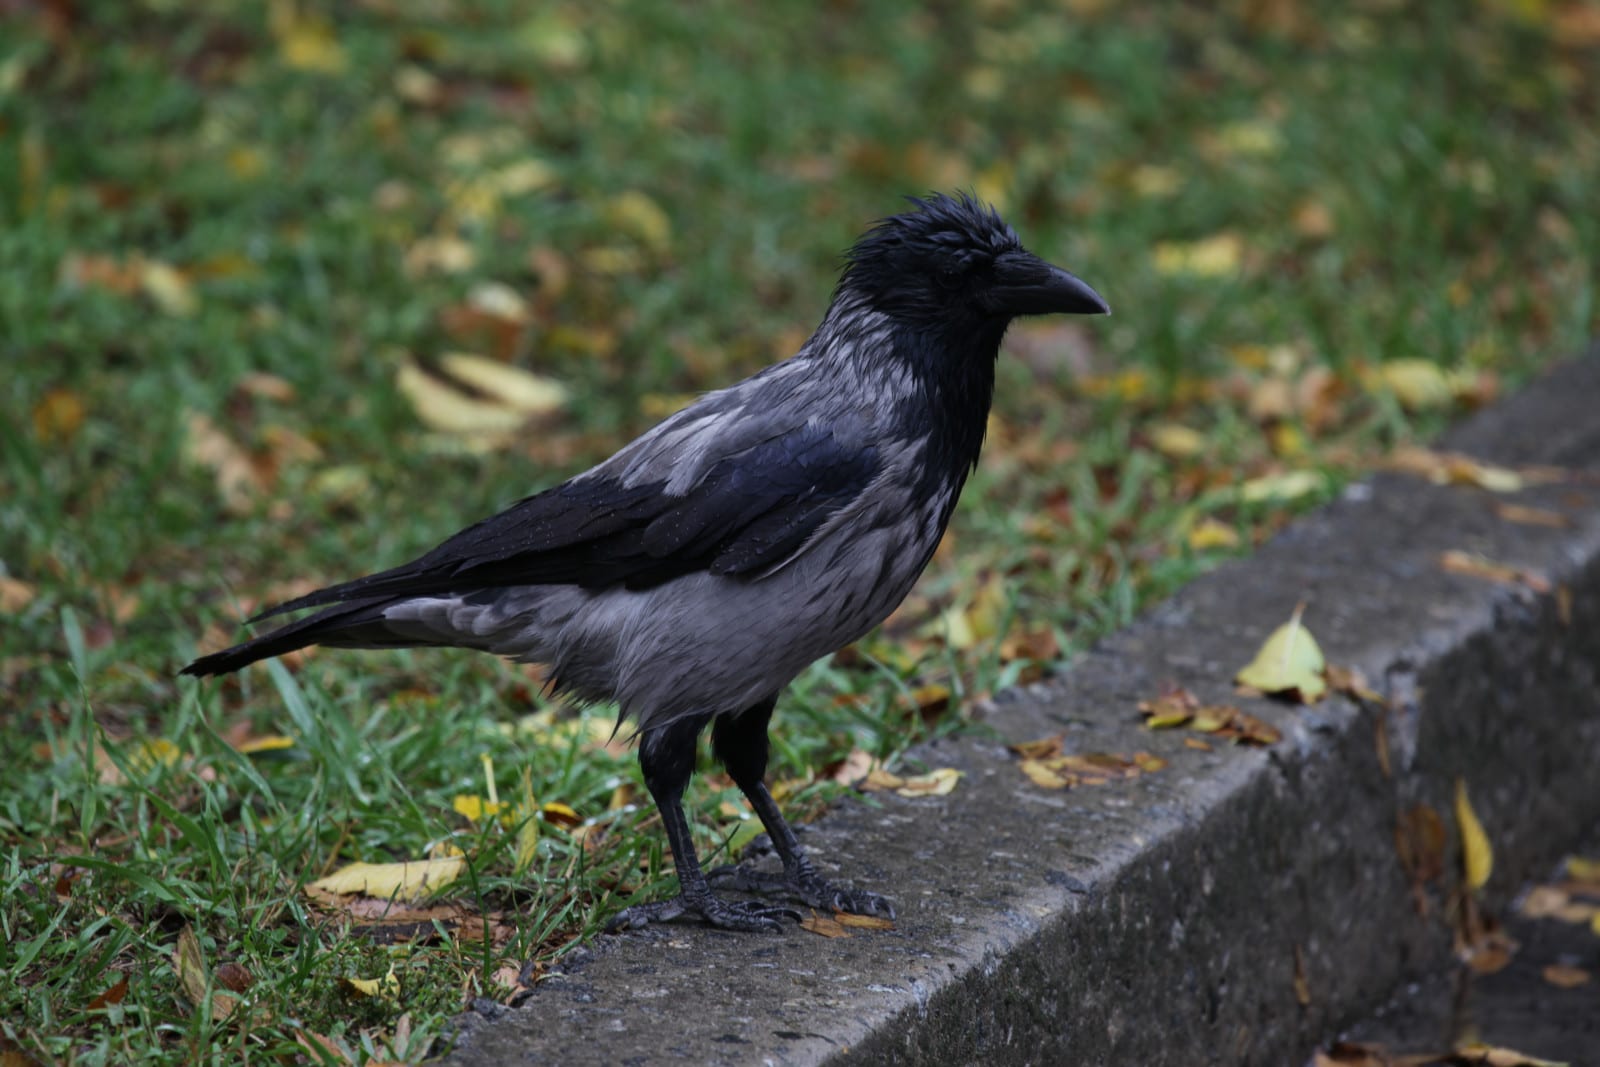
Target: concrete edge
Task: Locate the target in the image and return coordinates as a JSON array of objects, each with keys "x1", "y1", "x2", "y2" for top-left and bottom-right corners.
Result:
[{"x1": 444, "y1": 347, "x2": 1600, "y2": 1066}]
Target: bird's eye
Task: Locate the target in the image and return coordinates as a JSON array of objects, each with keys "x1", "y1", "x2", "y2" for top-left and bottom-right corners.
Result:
[{"x1": 936, "y1": 265, "x2": 963, "y2": 290}]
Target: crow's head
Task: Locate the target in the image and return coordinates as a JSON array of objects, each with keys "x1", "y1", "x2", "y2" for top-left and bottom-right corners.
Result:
[{"x1": 839, "y1": 193, "x2": 1108, "y2": 332}]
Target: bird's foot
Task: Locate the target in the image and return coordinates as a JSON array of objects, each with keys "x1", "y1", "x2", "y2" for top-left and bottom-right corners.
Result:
[
  {"x1": 604, "y1": 891, "x2": 800, "y2": 934},
  {"x1": 707, "y1": 866, "x2": 895, "y2": 919}
]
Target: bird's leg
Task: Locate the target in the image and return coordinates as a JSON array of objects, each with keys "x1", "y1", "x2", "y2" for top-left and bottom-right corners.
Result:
[
  {"x1": 706, "y1": 697, "x2": 895, "y2": 919},
  {"x1": 605, "y1": 713, "x2": 798, "y2": 933}
]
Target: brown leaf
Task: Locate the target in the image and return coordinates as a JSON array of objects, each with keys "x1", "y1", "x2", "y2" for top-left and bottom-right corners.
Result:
[
  {"x1": 834, "y1": 912, "x2": 895, "y2": 930},
  {"x1": 1007, "y1": 734, "x2": 1064, "y2": 760},
  {"x1": 32, "y1": 388, "x2": 85, "y2": 443},
  {"x1": 1541, "y1": 963, "x2": 1590, "y2": 989},
  {"x1": 1492, "y1": 502, "x2": 1572, "y2": 529},
  {"x1": 1439, "y1": 550, "x2": 1552, "y2": 594},
  {"x1": 799, "y1": 911, "x2": 850, "y2": 938},
  {"x1": 0, "y1": 577, "x2": 36, "y2": 613},
  {"x1": 1293, "y1": 944, "x2": 1311, "y2": 1007},
  {"x1": 184, "y1": 411, "x2": 266, "y2": 516},
  {"x1": 86, "y1": 974, "x2": 129, "y2": 1011}
]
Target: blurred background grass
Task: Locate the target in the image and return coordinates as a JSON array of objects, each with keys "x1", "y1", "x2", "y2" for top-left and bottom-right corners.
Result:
[{"x1": 2, "y1": 0, "x2": 1597, "y2": 1061}]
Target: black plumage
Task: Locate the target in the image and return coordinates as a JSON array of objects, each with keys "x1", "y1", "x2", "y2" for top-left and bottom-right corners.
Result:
[{"x1": 184, "y1": 193, "x2": 1108, "y2": 931}]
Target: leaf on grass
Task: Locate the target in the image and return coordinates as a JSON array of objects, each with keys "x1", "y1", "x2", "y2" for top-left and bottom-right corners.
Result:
[
  {"x1": 834, "y1": 912, "x2": 895, "y2": 931},
  {"x1": 139, "y1": 259, "x2": 198, "y2": 317},
  {"x1": 272, "y1": 3, "x2": 347, "y2": 73},
  {"x1": 309, "y1": 856, "x2": 465, "y2": 903},
  {"x1": 1153, "y1": 232, "x2": 1242, "y2": 277},
  {"x1": 173, "y1": 926, "x2": 239, "y2": 1020},
  {"x1": 184, "y1": 411, "x2": 266, "y2": 516},
  {"x1": 86, "y1": 974, "x2": 129, "y2": 1011},
  {"x1": 1363, "y1": 359, "x2": 1453, "y2": 411},
  {"x1": 234, "y1": 734, "x2": 296, "y2": 755},
  {"x1": 1238, "y1": 469, "x2": 1327, "y2": 504},
  {"x1": 32, "y1": 388, "x2": 85, "y2": 444},
  {"x1": 0, "y1": 576, "x2": 37, "y2": 613},
  {"x1": 1235, "y1": 606, "x2": 1327, "y2": 702},
  {"x1": 396, "y1": 355, "x2": 567, "y2": 451},
  {"x1": 1147, "y1": 421, "x2": 1207, "y2": 459},
  {"x1": 1187, "y1": 517, "x2": 1241, "y2": 551},
  {"x1": 1439, "y1": 550, "x2": 1552, "y2": 593},
  {"x1": 344, "y1": 964, "x2": 400, "y2": 1000},
  {"x1": 798, "y1": 911, "x2": 849, "y2": 938},
  {"x1": 935, "y1": 572, "x2": 1008, "y2": 651},
  {"x1": 453, "y1": 795, "x2": 508, "y2": 822},
  {"x1": 1455, "y1": 778, "x2": 1493, "y2": 891}
]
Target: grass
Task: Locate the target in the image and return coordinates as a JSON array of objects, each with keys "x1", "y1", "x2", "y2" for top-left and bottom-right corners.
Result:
[{"x1": 2, "y1": 0, "x2": 1597, "y2": 1061}]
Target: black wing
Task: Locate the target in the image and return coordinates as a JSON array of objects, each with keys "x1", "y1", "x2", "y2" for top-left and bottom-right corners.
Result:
[{"x1": 253, "y1": 423, "x2": 880, "y2": 621}]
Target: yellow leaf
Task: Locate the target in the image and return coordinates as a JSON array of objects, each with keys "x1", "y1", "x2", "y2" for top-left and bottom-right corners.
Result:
[
  {"x1": 1565, "y1": 856, "x2": 1600, "y2": 883},
  {"x1": 235, "y1": 734, "x2": 296, "y2": 755},
  {"x1": 438, "y1": 353, "x2": 567, "y2": 415},
  {"x1": 1019, "y1": 759, "x2": 1070, "y2": 789},
  {"x1": 1129, "y1": 163, "x2": 1182, "y2": 198},
  {"x1": 1238, "y1": 470, "x2": 1326, "y2": 504},
  {"x1": 466, "y1": 281, "x2": 530, "y2": 324},
  {"x1": 834, "y1": 912, "x2": 895, "y2": 930},
  {"x1": 514, "y1": 769, "x2": 540, "y2": 875},
  {"x1": 1187, "y1": 516, "x2": 1240, "y2": 551},
  {"x1": 935, "y1": 573, "x2": 1008, "y2": 650},
  {"x1": 308, "y1": 856, "x2": 466, "y2": 902},
  {"x1": 343, "y1": 964, "x2": 400, "y2": 1000},
  {"x1": 1153, "y1": 233, "x2": 1242, "y2": 278},
  {"x1": 32, "y1": 387, "x2": 85, "y2": 443},
  {"x1": 891, "y1": 768, "x2": 963, "y2": 797},
  {"x1": 606, "y1": 191, "x2": 673, "y2": 253},
  {"x1": 1147, "y1": 421, "x2": 1207, "y2": 459},
  {"x1": 139, "y1": 259, "x2": 198, "y2": 317},
  {"x1": 1213, "y1": 118, "x2": 1282, "y2": 157},
  {"x1": 1235, "y1": 607, "x2": 1327, "y2": 701},
  {"x1": 1364, "y1": 359, "x2": 1453, "y2": 411},
  {"x1": 1455, "y1": 778, "x2": 1493, "y2": 891},
  {"x1": 452, "y1": 795, "x2": 508, "y2": 822},
  {"x1": 403, "y1": 234, "x2": 476, "y2": 277},
  {"x1": 272, "y1": 2, "x2": 347, "y2": 73},
  {"x1": 395, "y1": 361, "x2": 528, "y2": 437}
]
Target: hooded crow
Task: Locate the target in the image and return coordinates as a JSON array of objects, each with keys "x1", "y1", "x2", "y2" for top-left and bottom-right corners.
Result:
[{"x1": 183, "y1": 192, "x2": 1109, "y2": 931}]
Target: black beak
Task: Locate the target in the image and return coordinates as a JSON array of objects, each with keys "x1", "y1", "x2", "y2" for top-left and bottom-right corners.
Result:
[{"x1": 988, "y1": 250, "x2": 1110, "y2": 317}]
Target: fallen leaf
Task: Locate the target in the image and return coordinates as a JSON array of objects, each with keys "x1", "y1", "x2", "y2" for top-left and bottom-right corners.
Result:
[
  {"x1": 173, "y1": 926, "x2": 239, "y2": 1020},
  {"x1": 214, "y1": 962, "x2": 253, "y2": 993},
  {"x1": 1008, "y1": 734, "x2": 1064, "y2": 760},
  {"x1": 1293, "y1": 944, "x2": 1311, "y2": 1007},
  {"x1": 889, "y1": 768, "x2": 963, "y2": 798},
  {"x1": 1541, "y1": 963, "x2": 1590, "y2": 989},
  {"x1": 1147, "y1": 421, "x2": 1207, "y2": 459},
  {"x1": 831, "y1": 748, "x2": 879, "y2": 787},
  {"x1": 184, "y1": 410, "x2": 265, "y2": 516},
  {"x1": 834, "y1": 912, "x2": 895, "y2": 930},
  {"x1": 1451, "y1": 1042, "x2": 1568, "y2": 1067},
  {"x1": 1187, "y1": 517, "x2": 1241, "y2": 551},
  {"x1": 1153, "y1": 232, "x2": 1242, "y2": 277},
  {"x1": 31, "y1": 388, "x2": 85, "y2": 443},
  {"x1": 799, "y1": 911, "x2": 849, "y2": 938},
  {"x1": 272, "y1": 3, "x2": 346, "y2": 72},
  {"x1": 309, "y1": 856, "x2": 466, "y2": 902},
  {"x1": 1439, "y1": 550, "x2": 1551, "y2": 594},
  {"x1": 1364, "y1": 359, "x2": 1452, "y2": 411},
  {"x1": 86, "y1": 974, "x2": 129, "y2": 1011},
  {"x1": 438, "y1": 352, "x2": 566, "y2": 414},
  {"x1": 1456, "y1": 778, "x2": 1493, "y2": 891},
  {"x1": 1491, "y1": 502, "x2": 1570, "y2": 528},
  {"x1": 138, "y1": 259, "x2": 198, "y2": 316},
  {"x1": 343, "y1": 964, "x2": 400, "y2": 1000},
  {"x1": 1384, "y1": 446, "x2": 1550, "y2": 493},
  {"x1": 0, "y1": 576, "x2": 37, "y2": 613},
  {"x1": 1237, "y1": 469, "x2": 1327, "y2": 504},
  {"x1": 1235, "y1": 606, "x2": 1327, "y2": 702}
]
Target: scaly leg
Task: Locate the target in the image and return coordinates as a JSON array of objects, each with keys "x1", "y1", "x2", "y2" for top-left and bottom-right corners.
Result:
[{"x1": 706, "y1": 696, "x2": 894, "y2": 919}]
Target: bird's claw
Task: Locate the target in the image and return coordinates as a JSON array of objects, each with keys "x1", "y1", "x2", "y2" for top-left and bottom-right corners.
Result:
[
  {"x1": 605, "y1": 891, "x2": 800, "y2": 934},
  {"x1": 706, "y1": 865, "x2": 896, "y2": 920}
]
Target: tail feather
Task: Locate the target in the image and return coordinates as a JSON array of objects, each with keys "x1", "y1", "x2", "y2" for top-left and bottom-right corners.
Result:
[{"x1": 182, "y1": 596, "x2": 395, "y2": 677}]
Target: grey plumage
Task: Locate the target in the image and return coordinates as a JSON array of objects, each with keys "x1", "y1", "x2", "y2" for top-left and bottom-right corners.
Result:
[{"x1": 184, "y1": 193, "x2": 1108, "y2": 931}]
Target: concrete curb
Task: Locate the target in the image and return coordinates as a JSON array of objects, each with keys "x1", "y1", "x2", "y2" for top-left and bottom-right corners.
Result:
[{"x1": 444, "y1": 349, "x2": 1600, "y2": 1066}]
